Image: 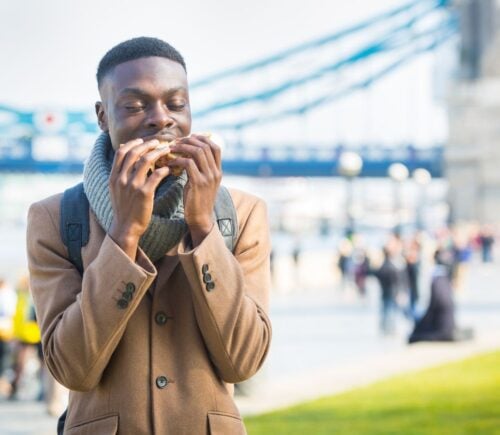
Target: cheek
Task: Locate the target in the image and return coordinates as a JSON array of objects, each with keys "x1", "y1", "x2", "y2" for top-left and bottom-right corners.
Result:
[
  {"x1": 180, "y1": 112, "x2": 192, "y2": 134},
  {"x1": 108, "y1": 114, "x2": 142, "y2": 149}
]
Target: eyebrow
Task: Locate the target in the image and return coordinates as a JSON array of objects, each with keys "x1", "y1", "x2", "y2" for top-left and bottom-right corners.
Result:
[{"x1": 118, "y1": 86, "x2": 188, "y2": 98}]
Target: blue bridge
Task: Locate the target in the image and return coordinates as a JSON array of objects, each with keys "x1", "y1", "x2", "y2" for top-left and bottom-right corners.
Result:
[{"x1": 0, "y1": 0, "x2": 452, "y2": 177}]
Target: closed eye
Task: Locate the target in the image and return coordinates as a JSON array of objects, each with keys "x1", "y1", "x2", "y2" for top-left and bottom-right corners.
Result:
[
  {"x1": 168, "y1": 102, "x2": 187, "y2": 111},
  {"x1": 125, "y1": 104, "x2": 146, "y2": 112}
]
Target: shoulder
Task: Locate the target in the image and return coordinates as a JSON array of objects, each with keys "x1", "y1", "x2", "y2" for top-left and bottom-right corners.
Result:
[
  {"x1": 28, "y1": 192, "x2": 64, "y2": 227},
  {"x1": 223, "y1": 187, "x2": 269, "y2": 253},
  {"x1": 226, "y1": 187, "x2": 266, "y2": 213},
  {"x1": 225, "y1": 186, "x2": 267, "y2": 224}
]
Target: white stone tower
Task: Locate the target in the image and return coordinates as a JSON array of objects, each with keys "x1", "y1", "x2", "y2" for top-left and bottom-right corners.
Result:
[{"x1": 446, "y1": 0, "x2": 500, "y2": 223}]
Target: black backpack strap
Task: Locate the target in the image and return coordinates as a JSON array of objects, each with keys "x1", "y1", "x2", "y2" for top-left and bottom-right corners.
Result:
[
  {"x1": 57, "y1": 409, "x2": 67, "y2": 435},
  {"x1": 214, "y1": 186, "x2": 238, "y2": 252},
  {"x1": 58, "y1": 183, "x2": 89, "y2": 434},
  {"x1": 60, "y1": 182, "x2": 90, "y2": 276}
]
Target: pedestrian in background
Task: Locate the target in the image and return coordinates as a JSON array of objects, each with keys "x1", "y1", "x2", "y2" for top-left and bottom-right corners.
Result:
[
  {"x1": 404, "y1": 236, "x2": 421, "y2": 320},
  {"x1": 0, "y1": 278, "x2": 16, "y2": 396},
  {"x1": 10, "y1": 275, "x2": 42, "y2": 400},
  {"x1": 479, "y1": 225, "x2": 495, "y2": 263},
  {"x1": 409, "y1": 248, "x2": 473, "y2": 343}
]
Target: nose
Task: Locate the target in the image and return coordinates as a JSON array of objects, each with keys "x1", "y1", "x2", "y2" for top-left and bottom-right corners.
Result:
[{"x1": 146, "y1": 102, "x2": 175, "y2": 129}]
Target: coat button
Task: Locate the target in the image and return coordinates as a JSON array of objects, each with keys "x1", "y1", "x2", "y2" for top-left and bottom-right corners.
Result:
[
  {"x1": 125, "y1": 282, "x2": 136, "y2": 293},
  {"x1": 155, "y1": 312, "x2": 168, "y2": 325},
  {"x1": 203, "y1": 273, "x2": 212, "y2": 283},
  {"x1": 206, "y1": 281, "x2": 215, "y2": 292},
  {"x1": 202, "y1": 264, "x2": 209, "y2": 274},
  {"x1": 122, "y1": 291, "x2": 133, "y2": 302},
  {"x1": 117, "y1": 298, "x2": 129, "y2": 309},
  {"x1": 156, "y1": 376, "x2": 168, "y2": 389}
]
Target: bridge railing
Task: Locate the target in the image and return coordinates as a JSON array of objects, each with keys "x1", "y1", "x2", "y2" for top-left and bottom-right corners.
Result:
[{"x1": 0, "y1": 135, "x2": 443, "y2": 177}]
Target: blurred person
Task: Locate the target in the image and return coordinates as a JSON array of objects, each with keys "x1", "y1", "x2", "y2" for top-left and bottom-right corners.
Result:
[
  {"x1": 42, "y1": 368, "x2": 68, "y2": 417},
  {"x1": 0, "y1": 278, "x2": 17, "y2": 395},
  {"x1": 10, "y1": 274, "x2": 42, "y2": 400},
  {"x1": 292, "y1": 239, "x2": 302, "y2": 288},
  {"x1": 451, "y1": 230, "x2": 473, "y2": 293},
  {"x1": 352, "y1": 247, "x2": 369, "y2": 297},
  {"x1": 10, "y1": 277, "x2": 68, "y2": 413},
  {"x1": 373, "y1": 248, "x2": 399, "y2": 334},
  {"x1": 479, "y1": 225, "x2": 495, "y2": 263},
  {"x1": 373, "y1": 235, "x2": 409, "y2": 335},
  {"x1": 404, "y1": 236, "x2": 421, "y2": 319},
  {"x1": 409, "y1": 249, "x2": 473, "y2": 344},
  {"x1": 337, "y1": 238, "x2": 353, "y2": 291},
  {"x1": 26, "y1": 37, "x2": 271, "y2": 435}
]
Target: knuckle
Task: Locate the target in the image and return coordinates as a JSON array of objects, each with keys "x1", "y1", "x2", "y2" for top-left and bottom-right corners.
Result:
[
  {"x1": 138, "y1": 187, "x2": 150, "y2": 197},
  {"x1": 130, "y1": 149, "x2": 142, "y2": 159}
]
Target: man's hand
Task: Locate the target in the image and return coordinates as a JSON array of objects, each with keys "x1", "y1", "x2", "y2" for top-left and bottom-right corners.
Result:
[
  {"x1": 168, "y1": 134, "x2": 222, "y2": 247},
  {"x1": 108, "y1": 138, "x2": 172, "y2": 260}
]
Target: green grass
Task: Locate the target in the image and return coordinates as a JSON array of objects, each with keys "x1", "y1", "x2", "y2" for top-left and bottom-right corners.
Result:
[{"x1": 245, "y1": 350, "x2": 500, "y2": 435}]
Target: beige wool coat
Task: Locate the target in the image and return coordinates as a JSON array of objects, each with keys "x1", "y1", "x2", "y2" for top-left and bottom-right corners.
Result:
[{"x1": 26, "y1": 187, "x2": 272, "y2": 435}]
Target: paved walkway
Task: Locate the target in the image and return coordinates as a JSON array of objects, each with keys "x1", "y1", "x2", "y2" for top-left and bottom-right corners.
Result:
[
  {"x1": 236, "y1": 257, "x2": 500, "y2": 415},
  {"x1": 1, "y1": 256, "x2": 499, "y2": 433}
]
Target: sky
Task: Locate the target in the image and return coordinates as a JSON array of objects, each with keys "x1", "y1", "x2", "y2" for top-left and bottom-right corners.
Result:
[{"x1": 0, "y1": 0, "x2": 456, "y2": 146}]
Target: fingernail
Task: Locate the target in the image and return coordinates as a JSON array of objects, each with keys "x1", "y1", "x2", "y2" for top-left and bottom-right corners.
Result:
[{"x1": 156, "y1": 144, "x2": 169, "y2": 151}]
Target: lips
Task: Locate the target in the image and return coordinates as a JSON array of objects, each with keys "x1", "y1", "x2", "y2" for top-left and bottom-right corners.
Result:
[{"x1": 154, "y1": 134, "x2": 176, "y2": 142}]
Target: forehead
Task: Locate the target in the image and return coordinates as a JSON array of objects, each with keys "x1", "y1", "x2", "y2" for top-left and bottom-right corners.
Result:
[{"x1": 102, "y1": 57, "x2": 188, "y2": 96}]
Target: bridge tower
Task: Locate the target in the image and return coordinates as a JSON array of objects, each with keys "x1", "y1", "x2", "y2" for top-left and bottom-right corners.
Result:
[{"x1": 446, "y1": 0, "x2": 500, "y2": 223}]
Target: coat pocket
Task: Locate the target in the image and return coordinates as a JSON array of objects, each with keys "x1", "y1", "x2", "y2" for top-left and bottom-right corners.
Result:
[
  {"x1": 65, "y1": 413, "x2": 118, "y2": 435},
  {"x1": 208, "y1": 411, "x2": 246, "y2": 435}
]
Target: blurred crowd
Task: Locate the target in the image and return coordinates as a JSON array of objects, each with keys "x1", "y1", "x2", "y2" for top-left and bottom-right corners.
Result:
[
  {"x1": 0, "y1": 274, "x2": 67, "y2": 416},
  {"x1": 335, "y1": 223, "x2": 495, "y2": 341}
]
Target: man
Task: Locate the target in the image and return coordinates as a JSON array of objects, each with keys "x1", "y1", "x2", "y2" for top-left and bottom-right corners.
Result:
[{"x1": 26, "y1": 37, "x2": 272, "y2": 434}]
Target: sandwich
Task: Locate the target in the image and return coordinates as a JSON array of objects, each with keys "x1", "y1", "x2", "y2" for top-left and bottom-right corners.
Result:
[
  {"x1": 154, "y1": 133, "x2": 212, "y2": 176},
  {"x1": 154, "y1": 140, "x2": 184, "y2": 176}
]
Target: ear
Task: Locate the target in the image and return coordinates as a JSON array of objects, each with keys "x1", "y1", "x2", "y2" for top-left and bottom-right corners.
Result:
[{"x1": 95, "y1": 101, "x2": 108, "y2": 132}]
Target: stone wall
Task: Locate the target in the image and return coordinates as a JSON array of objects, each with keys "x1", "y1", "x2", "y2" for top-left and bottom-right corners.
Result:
[{"x1": 446, "y1": 1, "x2": 500, "y2": 224}]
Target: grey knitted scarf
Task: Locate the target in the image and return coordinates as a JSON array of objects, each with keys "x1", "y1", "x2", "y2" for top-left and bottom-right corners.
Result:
[{"x1": 83, "y1": 133, "x2": 187, "y2": 262}]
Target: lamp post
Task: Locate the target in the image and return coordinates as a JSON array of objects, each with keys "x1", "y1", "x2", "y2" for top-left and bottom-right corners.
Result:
[
  {"x1": 413, "y1": 168, "x2": 431, "y2": 231},
  {"x1": 338, "y1": 151, "x2": 363, "y2": 239},
  {"x1": 388, "y1": 162, "x2": 409, "y2": 236}
]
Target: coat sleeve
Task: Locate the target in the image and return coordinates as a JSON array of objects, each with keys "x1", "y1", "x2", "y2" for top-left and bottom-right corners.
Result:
[
  {"x1": 26, "y1": 199, "x2": 157, "y2": 392},
  {"x1": 178, "y1": 195, "x2": 272, "y2": 384}
]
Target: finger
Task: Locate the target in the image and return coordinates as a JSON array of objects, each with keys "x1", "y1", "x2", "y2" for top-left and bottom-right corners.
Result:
[
  {"x1": 171, "y1": 137, "x2": 212, "y2": 174},
  {"x1": 120, "y1": 139, "x2": 161, "y2": 177},
  {"x1": 110, "y1": 138, "x2": 144, "y2": 181},
  {"x1": 198, "y1": 135, "x2": 222, "y2": 170},
  {"x1": 130, "y1": 144, "x2": 173, "y2": 182},
  {"x1": 167, "y1": 156, "x2": 201, "y2": 183},
  {"x1": 188, "y1": 134, "x2": 221, "y2": 170},
  {"x1": 143, "y1": 166, "x2": 170, "y2": 193}
]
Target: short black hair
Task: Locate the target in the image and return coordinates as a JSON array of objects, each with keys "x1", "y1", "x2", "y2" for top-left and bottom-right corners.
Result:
[{"x1": 97, "y1": 36, "x2": 186, "y2": 87}]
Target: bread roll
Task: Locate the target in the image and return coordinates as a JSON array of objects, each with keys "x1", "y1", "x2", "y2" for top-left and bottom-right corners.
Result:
[{"x1": 154, "y1": 140, "x2": 184, "y2": 176}]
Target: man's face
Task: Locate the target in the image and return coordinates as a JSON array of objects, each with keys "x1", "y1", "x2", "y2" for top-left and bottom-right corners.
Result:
[{"x1": 96, "y1": 56, "x2": 192, "y2": 151}]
